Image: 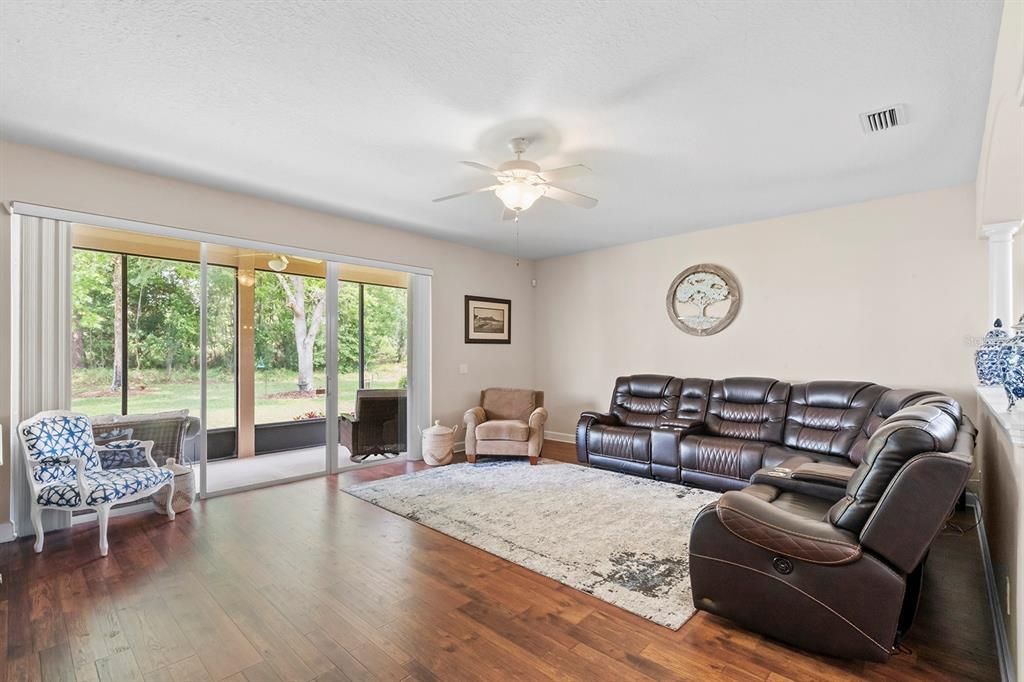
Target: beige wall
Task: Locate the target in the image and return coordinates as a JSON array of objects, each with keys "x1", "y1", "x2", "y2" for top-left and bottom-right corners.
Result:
[
  {"x1": 0, "y1": 139, "x2": 537, "y2": 526},
  {"x1": 534, "y1": 184, "x2": 985, "y2": 436}
]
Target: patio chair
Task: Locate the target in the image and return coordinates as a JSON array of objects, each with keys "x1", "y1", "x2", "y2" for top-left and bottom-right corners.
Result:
[
  {"x1": 340, "y1": 389, "x2": 407, "y2": 462},
  {"x1": 91, "y1": 410, "x2": 201, "y2": 466},
  {"x1": 18, "y1": 410, "x2": 175, "y2": 556}
]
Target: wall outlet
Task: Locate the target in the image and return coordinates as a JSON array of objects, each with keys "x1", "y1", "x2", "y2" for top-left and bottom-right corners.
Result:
[{"x1": 458, "y1": 364, "x2": 469, "y2": 375}]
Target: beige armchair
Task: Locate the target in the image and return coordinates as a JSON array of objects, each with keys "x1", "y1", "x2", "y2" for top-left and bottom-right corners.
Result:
[{"x1": 464, "y1": 388, "x2": 548, "y2": 464}]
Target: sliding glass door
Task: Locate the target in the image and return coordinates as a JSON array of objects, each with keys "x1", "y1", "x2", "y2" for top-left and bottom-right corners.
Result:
[
  {"x1": 333, "y1": 270, "x2": 410, "y2": 469},
  {"x1": 67, "y1": 218, "x2": 417, "y2": 501},
  {"x1": 202, "y1": 247, "x2": 331, "y2": 495}
]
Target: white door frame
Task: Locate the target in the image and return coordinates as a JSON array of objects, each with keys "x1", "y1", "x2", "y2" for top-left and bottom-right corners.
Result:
[{"x1": 9, "y1": 203, "x2": 432, "y2": 518}]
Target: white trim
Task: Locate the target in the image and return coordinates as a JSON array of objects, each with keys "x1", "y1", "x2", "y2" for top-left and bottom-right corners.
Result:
[
  {"x1": 326, "y1": 263, "x2": 340, "y2": 473},
  {"x1": 0, "y1": 522, "x2": 14, "y2": 543},
  {"x1": 8, "y1": 213, "x2": 22, "y2": 536},
  {"x1": 545, "y1": 430, "x2": 575, "y2": 444},
  {"x1": 9, "y1": 202, "x2": 434, "y2": 276},
  {"x1": 980, "y1": 221, "x2": 1021, "y2": 330},
  {"x1": 967, "y1": 492, "x2": 1015, "y2": 682},
  {"x1": 199, "y1": 243, "x2": 209, "y2": 498},
  {"x1": 406, "y1": 274, "x2": 432, "y2": 461}
]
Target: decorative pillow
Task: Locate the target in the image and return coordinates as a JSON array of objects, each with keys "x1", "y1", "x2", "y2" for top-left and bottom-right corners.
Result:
[
  {"x1": 94, "y1": 427, "x2": 134, "y2": 446},
  {"x1": 97, "y1": 439, "x2": 148, "y2": 469}
]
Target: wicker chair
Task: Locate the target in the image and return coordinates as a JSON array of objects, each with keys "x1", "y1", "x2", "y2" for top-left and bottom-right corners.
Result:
[
  {"x1": 340, "y1": 389, "x2": 407, "y2": 462},
  {"x1": 91, "y1": 411, "x2": 201, "y2": 467}
]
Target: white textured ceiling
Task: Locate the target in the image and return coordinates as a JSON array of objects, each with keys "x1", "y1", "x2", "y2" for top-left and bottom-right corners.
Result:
[{"x1": 0, "y1": 0, "x2": 1004, "y2": 259}]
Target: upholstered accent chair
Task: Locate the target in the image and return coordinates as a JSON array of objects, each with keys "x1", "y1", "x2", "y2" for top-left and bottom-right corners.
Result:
[
  {"x1": 464, "y1": 388, "x2": 548, "y2": 464},
  {"x1": 18, "y1": 410, "x2": 175, "y2": 556},
  {"x1": 340, "y1": 389, "x2": 407, "y2": 462}
]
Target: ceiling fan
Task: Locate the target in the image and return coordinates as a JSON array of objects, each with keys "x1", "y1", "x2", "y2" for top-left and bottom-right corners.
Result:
[
  {"x1": 240, "y1": 252, "x2": 322, "y2": 272},
  {"x1": 433, "y1": 137, "x2": 598, "y2": 221}
]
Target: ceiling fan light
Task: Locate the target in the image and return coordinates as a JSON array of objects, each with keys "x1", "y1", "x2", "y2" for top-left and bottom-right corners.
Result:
[
  {"x1": 268, "y1": 255, "x2": 289, "y2": 272},
  {"x1": 495, "y1": 181, "x2": 545, "y2": 212}
]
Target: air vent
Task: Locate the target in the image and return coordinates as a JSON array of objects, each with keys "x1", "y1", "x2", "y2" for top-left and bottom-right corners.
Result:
[{"x1": 860, "y1": 104, "x2": 906, "y2": 133}]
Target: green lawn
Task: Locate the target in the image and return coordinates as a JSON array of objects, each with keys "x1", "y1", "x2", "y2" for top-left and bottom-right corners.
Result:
[{"x1": 72, "y1": 366, "x2": 405, "y2": 427}]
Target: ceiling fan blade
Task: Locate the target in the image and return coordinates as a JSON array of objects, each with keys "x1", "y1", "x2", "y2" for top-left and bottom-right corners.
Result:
[
  {"x1": 432, "y1": 185, "x2": 500, "y2": 203},
  {"x1": 460, "y1": 161, "x2": 502, "y2": 176},
  {"x1": 501, "y1": 207, "x2": 517, "y2": 221},
  {"x1": 537, "y1": 164, "x2": 591, "y2": 181},
  {"x1": 543, "y1": 185, "x2": 599, "y2": 209}
]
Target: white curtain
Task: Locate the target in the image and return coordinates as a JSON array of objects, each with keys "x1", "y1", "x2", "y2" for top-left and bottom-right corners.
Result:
[{"x1": 10, "y1": 215, "x2": 73, "y2": 536}]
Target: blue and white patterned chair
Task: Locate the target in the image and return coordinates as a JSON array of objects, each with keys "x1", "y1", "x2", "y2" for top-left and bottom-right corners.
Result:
[{"x1": 18, "y1": 410, "x2": 176, "y2": 556}]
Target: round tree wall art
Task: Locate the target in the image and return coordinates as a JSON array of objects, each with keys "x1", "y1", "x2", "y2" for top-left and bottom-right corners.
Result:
[{"x1": 666, "y1": 264, "x2": 741, "y2": 336}]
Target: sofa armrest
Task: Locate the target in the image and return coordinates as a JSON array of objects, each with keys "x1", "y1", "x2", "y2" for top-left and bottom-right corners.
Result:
[
  {"x1": 463, "y1": 407, "x2": 487, "y2": 457},
  {"x1": 792, "y1": 462, "x2": 857, "y2": 486},
  {"x1": 464, "y1": 406, "x2": 486, "y2": 426},
  {"x1": 528, "y1": 406, "x2": 548, "y2": 430},
  {"x1": 651, "y1": 423, "x2": 705, "y2": 468},
  {"x1": 576, "y1": 411, "x2": 619, "y2": 463},
  {"x1": 716, "y1": 491, "x2": 862, "y2": 565},
  {"x1": 749, "y1": 457, "x2": 853, "y2": 503},
  {"x1": 579, "y1": 411, "x2": 619, "y2": 426},
  {"x1": 656, "y1": 417, "x2": 706, "y2": 432},
  {"x1": 528, "y1": 407, "x2": 548, "y2": 458}
]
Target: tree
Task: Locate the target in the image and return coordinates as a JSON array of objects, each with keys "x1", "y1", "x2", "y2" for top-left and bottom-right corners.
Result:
[
  {"x1": 275, "y1": 273, "x2": 327, "y2": 393},
  {"x1": 676, "y1": 272, "x2": 730, "y2": 321}
]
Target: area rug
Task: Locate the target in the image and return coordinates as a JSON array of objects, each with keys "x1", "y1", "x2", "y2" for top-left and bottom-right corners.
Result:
[{"x1": 343, "y1": 459, "x2": 720, "y2": 629}]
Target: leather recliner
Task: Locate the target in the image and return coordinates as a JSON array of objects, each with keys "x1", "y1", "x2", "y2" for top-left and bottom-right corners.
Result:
[
  {"x1": 576, "y1": 374, "x2": 682, "y2": 478},
  {"x1": 688, "y1": 403, "x2": 974, "y2": 661},
  {"x1": 579, "y1": 375, "x2": 953, "y2": 493}
]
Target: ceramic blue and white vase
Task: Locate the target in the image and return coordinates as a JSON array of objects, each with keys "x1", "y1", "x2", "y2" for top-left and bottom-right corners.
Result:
[
  {"x1": 976, "y1": 318, "x2": 1008, "y2": 385},
  {"x1": 998, "y1": 316, "x2": 1024, "y2": 410}
]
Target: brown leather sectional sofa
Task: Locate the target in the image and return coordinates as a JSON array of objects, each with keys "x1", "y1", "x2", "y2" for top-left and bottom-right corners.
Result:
[{"x1": 576, "y1": 375, "x2": 975, "y2": 661}]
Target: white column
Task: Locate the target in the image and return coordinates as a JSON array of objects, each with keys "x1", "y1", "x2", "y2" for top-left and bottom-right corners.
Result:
[{"x1": 981, "y1": 221, "x2": 1020, "y2": 327}]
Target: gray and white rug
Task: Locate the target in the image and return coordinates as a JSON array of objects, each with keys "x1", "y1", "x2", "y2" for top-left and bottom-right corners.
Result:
[{"x1": 343, "y1": 459, "x2": 720, "y2": 629}]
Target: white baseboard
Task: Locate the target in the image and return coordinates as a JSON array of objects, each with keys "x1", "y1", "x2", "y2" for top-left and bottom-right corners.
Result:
[
  {"x1": 453, "y1": 432, "x2": 573, "y2": 456},
  {"x1": 0, "y1": 522, "x2": 14, "y2": 543},
  {"x1": 545, "y1": 431, "x2": 575, "y2": 444},
  {"x1": 966, "y1": 492, "x2": 1014, "y2": 682}
]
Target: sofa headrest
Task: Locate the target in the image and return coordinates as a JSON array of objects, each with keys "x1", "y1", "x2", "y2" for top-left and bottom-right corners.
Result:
[
  {"x1": 792, "y1": 381, "x2": 885, "y2": 409},
  {"x1": 873, "y1": 389, "x2": 939, "y2": 421},
  {"x1": 830, "y1": 405, "x2": 959, "y2": 534},
  {"x1": 712, "y1": 377, "x2": 790, "y2": 404},
  {"x1": 617, "y1": 374, "x2": 680, "y2": 399},
  {"x1": 914, "y1": 395, "x2": 962, "y2": 424},
  {"x1": 784, "y1": 382, "x2": 888, "y2": 457}
]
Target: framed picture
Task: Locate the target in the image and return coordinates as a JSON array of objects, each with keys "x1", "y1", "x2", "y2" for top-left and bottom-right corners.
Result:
[{"x1": 465, "y1": 295, "x2": 511, "y2": 344}]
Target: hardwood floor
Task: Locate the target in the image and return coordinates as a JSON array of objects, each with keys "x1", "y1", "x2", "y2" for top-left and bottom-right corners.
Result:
[{"x1": 1, "y1": 443, "x2": 999, "y2": 681}]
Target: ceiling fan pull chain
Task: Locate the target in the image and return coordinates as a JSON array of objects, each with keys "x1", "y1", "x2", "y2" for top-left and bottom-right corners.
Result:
[{"x1": 514, "y1": 224, "x2": 520, "y2": 267}]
